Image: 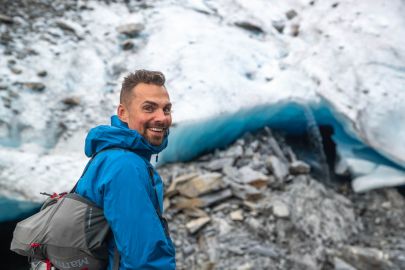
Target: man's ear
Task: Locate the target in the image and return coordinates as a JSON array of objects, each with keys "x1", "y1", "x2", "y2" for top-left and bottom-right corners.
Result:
[{"x1": 117, "y1": 104, "x2": 128, "y2": 123}]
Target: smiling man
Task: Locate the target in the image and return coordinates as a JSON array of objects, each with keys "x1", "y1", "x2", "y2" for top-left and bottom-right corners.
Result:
[
  {"x1": 117, "y1": 74, "x2": 172, "y2": 146},
  {"x1": 75, "y1": 70, "x2": 176, "y2": 269}
]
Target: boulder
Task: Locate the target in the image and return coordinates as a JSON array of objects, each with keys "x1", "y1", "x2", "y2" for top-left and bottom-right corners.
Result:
[
  {"x1": 198, "y1": 189, "x2": 233, "y2": 207},
  {"x1": 333, "y1": 257, "x2": 357, "y2": 270},
  {"x1": 0, "y1": 14, "x2": 13, "y2": 24},
  {"x1": 56, "y1": 19, "x2": 84, "y2": 38},
  {"x1": 267, "y1": 136, "x2": 287, "y2": 162},
  {"x1": 166, "y1": 172, "x2": 198, "y2": 197},
  {"x1": 237, "y1": 166, "x2": 269, "y2": 188},
  {"x1": 116, "y1": 23, "x2": 145, "y2": 37},
  {"x1": 272, "y1": 200, "x2": 290, "y2": 218},
  {"x1": 176, "y1": 173, "x2": 224, "y2": 198},
  {"x1": 234, "y1": 21, "x2": 264, "y2": 34},
  {"x1": 266, "y1": 156, "x2": 289, "y2": 181},
  {"x1": 23, "y1": 82, "x2": 46, "y2": 92},
  {"x1": 248, "y1": 244, "x2": 279, "y2": 258},
  {"x1": 203, "y1": 157, "x2": 234, "y2": 171},
  {"x1": 183, "y1": 207, "x2": 208, "y2": 218},
  {"x1": 172, "y1": 196, "x2": 203, "y2": 210},
  {"x1": 286, "y1": 10, "x2": 298, "y2": 20},
  {"x1": 62, "y1": 97, "x2": 81, "y2": 107},
  {"x1": 289, "y1": 160, "x2": 310, "y2": 175},
  {"x1": 337, "y1": 246, "x2": 394, "y2": 270},
  {"x1": 230, "y1": 210, "x2": 244, "y2": 221},
  {"x1": 290, "y1": 24, "x2": 300, "y2": 37},
  {"x1": 37, "y1": 70, "x2": 47, "y2": 77},
  {"x1": 285, "y1": 177, "x2": 359, "y2": 243},
  {"x1": 173, "y1": 189, "x2": 232, "y2": 209},
  {"x1": 223, "y1": 144, "x2": 243, "y2": 158},
  {"x1": 121, "y1": 40, "x2": 134, "y2": 50},
  {"x1": 228, "y1": 181, "x2": 263, "y2": 201},
  {"x1": 186, "y1": 216, "x2": 211, "y2": 234}
]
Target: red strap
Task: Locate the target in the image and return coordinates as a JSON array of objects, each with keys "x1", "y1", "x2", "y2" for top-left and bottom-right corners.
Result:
[
  {"x1": 45, "y1": 259, "x2": 52, "y2": 270},
  {"x1": 30, "y1": 243, "x2": 41, "y2": 248}
]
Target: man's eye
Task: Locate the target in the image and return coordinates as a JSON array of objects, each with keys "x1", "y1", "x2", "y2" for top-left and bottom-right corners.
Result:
[
  {"x1": 143, "y1": 106, "x2": 154, "y2": 112},
  {"x1": 163, "y1": 107, "x2": 172, "y2": 115}
]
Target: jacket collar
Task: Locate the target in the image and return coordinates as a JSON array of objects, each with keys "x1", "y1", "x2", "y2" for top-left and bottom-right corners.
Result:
[{"x1": 84, "y1": 115, "x2": 168, "y2": 161}]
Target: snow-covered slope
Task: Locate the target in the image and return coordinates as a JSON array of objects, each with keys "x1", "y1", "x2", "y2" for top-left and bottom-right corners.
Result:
[{"x1": 0, "y1": 0, "x2": 404, "y2": 202}]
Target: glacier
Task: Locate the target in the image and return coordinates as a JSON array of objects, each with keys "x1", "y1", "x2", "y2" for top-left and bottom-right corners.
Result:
[{"x1": 0, "y1": 0, "x2": 405, "y2": 218}]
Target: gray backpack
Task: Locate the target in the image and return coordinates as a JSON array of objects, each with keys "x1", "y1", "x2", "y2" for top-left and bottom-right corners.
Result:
[{"x1": 10, "y1": 151, "x2": 120, "y2": 270}]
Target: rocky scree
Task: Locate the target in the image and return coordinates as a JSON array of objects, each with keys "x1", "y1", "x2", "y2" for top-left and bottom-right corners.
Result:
[{"x1": 158, "y1": 127, "x2": 405, "y2": 270}]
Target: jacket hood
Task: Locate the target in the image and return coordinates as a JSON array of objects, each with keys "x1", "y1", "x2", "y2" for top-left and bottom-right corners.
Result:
[{"x1": 84, "y1": 115, "x2": 168, "y2": 160}]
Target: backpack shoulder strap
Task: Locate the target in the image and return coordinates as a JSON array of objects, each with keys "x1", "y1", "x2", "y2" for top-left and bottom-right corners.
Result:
[
  {"x1": 70, "y1": 147, "x2": 124, "y2": 193},
  {"x1": 71, "y1": 147, "x2": 124, "y2": 268},
  {"x1": 146, "y1": 166, "x2": 162, "y2": 216},
  {"x1": 146, "y1": 166, "x2": 171, "y2": 238},
  {"x1": 113, "y1": 242, "x2": 120, "y2": 270}
]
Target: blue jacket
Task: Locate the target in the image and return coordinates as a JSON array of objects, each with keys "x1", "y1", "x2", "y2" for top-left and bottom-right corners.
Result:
[{"x1": 76, "y1": 115, "x2": 176, "y2": 270}]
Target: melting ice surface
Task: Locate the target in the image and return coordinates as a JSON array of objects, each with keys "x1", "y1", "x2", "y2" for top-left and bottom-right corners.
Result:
[{"x1": 162, "y1": 100, "x2": 399, "y2": 167}]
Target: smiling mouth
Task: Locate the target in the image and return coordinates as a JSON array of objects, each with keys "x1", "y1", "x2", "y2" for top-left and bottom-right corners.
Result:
[{"x1": 148, "y1": 127, "x2": 166, "y2": 133}]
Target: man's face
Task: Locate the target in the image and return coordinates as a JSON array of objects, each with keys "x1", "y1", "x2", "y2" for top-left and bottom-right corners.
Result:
[{"x1": 118, "y1": 83, "x2": 172, "y2": 146}]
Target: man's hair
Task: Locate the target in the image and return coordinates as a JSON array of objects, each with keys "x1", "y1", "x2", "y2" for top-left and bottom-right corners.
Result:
[{"x1": 120, "y1": 69, "x2": 166, "y2": 105}]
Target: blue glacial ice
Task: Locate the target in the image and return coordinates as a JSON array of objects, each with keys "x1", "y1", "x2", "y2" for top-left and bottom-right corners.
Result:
[
  {"x1": 0, "y1": 197, "x2": 40, "y2": 222},
  {"x1": 161, "y1": 100, "x2": 401, "y2": 168},
  {"x1": 160, "y1": 99, "x2": 405, "y2": 193}
]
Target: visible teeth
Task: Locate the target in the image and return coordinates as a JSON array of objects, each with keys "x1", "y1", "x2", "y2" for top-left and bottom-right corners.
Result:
[{"x1": 150, "y1": 127, "x2": 164, "y2": 132}]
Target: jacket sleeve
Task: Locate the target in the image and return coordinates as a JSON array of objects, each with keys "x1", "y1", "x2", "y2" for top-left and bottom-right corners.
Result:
[{"x1": 101, "y1": 155, "x2": 175, "y2": 270}]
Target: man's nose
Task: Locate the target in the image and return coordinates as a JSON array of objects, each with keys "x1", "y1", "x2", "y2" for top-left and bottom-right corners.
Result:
[{"x1": 154, "y1": 109, "x2": 169, "y2": 122}]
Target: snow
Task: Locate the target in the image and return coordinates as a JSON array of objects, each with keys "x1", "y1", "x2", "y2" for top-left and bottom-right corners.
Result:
[
  {"x1": 0, "y1": 149, "x2": 87, "y2": 200},
  {"x1": 352, "y1": 164, "x2": 405, "y2": 193},
  {"x1": 0, "y1": 0, "x2": 404, "y2": 206}
]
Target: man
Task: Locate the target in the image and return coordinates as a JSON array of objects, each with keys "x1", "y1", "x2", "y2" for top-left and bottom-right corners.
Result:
[{"x1": 75, "y1": 70, "x2": 176, "y2": 269}]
